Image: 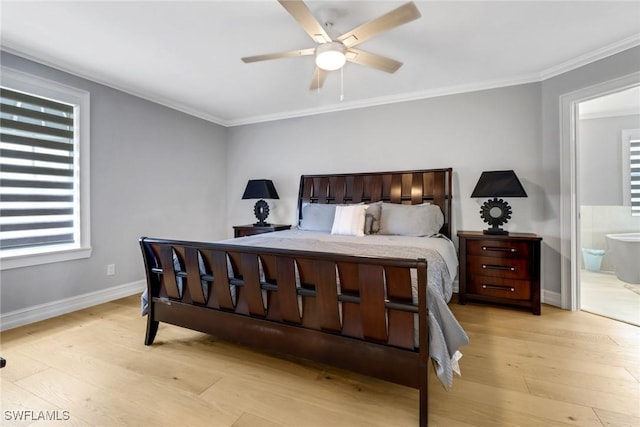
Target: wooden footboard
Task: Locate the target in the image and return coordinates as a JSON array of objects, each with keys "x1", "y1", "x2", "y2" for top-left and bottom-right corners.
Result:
[{"x1": 140, "y1": 237, "x2": 430, "y2": 426}]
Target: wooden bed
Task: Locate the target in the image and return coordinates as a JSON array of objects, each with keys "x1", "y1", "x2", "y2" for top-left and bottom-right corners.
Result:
[{"x1": 140, "y1": 168, "x2": 453, "y2": 427}]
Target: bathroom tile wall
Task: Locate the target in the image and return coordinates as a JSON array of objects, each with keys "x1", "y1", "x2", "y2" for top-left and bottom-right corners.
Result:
[{"x1": 580, "y1": 205, "x2": 640, "y2": 271}]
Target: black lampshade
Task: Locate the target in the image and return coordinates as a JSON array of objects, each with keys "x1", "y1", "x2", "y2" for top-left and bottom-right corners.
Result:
[
  {"x1": 242, "y1": 179, "x2": 279, "y2": 227},
  {"x1": 242, "y1": 179, "x2": 279, "y2": 200},
  {"x1": 471, "y1": 170, "x2": 527, "y2": 235},
  {"x1": 471, "y1": 170, "x2": 527, "y2": 198}
]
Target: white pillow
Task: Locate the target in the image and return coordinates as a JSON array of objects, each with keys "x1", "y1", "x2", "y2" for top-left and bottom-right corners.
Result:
[{"x1": 331, "y1": 205, "x2": 368, "y2": 236}]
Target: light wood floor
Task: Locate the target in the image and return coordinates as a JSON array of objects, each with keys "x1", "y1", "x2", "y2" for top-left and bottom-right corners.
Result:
[
  {"x1": 581, "y1": 269, "x2": 640, "y2": 326},
  {"x1": 1, "y1": 296, "x2": 638, "y2": 426}
]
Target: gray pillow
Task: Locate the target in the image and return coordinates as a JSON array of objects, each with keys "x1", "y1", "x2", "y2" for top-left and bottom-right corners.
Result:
[
  {"x1": 364, "y1": 201, "x2": 383, "y2": 234},
  {"x1": 378, "y1": 203, "x2": 444, "y2": 237},
  {"x1": 298, "y1": 204, "x2": 337, "y2": 232}
]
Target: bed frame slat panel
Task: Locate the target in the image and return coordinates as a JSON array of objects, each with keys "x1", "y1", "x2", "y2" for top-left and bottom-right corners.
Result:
[
  {"x1": 433, "y1": 172, "x2": 446, "y2": 214},
  {"x1": 331, "y1": 176, "x2": 344, "y2": 203},
  {"x1": 276, "y1": 256, "x2": 302, "y2": 324},
  {"x1": 337, "y1": 262, "x2": 363, "y2": 338},
  {"x1": 158, "y1": 244, "x2": 180, "y2": 299},
  {"x1": 185, "y1": 247, "x2": 206, "y2": 305},
  {"x1": 260, "y1": 255, "x2": 282, "y2": 321},
  {"x1": 390, "y1": 174, "x2": 402, "y2": 203},
  {"x1": 358, "y1": 264, "x2": 388, "y2": 342},
  {"x1": 314, "y1": 260, "x2": 342, "y2": 332},
  {"x1": 386, "y1": 266, "x2": 415, "y2": 348},
  {"x1": 412, "y1": 173, "x2": 424, "y2": 204},
  {"x1": 402, "y1": 173, "x2": 412, "y2": 201},
  {"x1": 370, "y1": 175, "x2": 383, "y2": 201},
  {"x1": 386, "y1": 266, "x2": 413, "y2": 302},
  {"x1": 352, "y1": 175, "x2": 363, "y2": 203},
  {"x1": 172, "y1": 247, "x2": 194, "y2": 304},
  {"x1": 341, "y1": 302, "x2": 363, "y2": 339},
  {"x1": 240, "y1": 253, "x2": 266, "y2": 317},
  {"x1": 302, "y1": 178, "x2": 313, "y2": 204},
  {"x1": 317, "y1": 177, "x2": 329, "y2": 203},
  {"x1": 388, "y1": 311, "x2": 415, "y2": 349},
  {"x1": 209, "y1": 251, "x2": 234, "y2": 310}
]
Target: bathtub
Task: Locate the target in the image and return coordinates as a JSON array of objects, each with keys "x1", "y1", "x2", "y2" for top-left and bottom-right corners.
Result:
[{"x1": 605, "y1": 233, "x2": 640, "y2": 284}]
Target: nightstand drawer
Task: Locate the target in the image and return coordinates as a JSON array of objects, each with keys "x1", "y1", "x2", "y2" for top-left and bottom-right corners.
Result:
[
  {"x1": 466, "y1": 255, "x2": 530, "y2": 280},
  {"x1": 467, "y1": 240, "x2": 530, "y2": 259},
  {"x1": 467, "y1": 276, "x2": 531, "y2": 300}
]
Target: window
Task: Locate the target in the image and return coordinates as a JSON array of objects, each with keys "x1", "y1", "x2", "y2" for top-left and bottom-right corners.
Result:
[
  {"x1": 1, "y1": 67, "x2": 90, "y2": 269},
  {"x1": 622, "y1": 129, "x2": 640, "y2": 216}
]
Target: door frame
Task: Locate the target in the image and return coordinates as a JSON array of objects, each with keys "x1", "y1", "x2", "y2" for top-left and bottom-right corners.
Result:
[{"x1": 559, "y1": 72, "x2": 640, "y2": 310}]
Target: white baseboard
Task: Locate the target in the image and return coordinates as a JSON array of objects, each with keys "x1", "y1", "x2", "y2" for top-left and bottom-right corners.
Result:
[
  {"x1": 0, "y1": 280, "x2": 145, "y2": 331},
  {"x1": 542, "y1": 289, "x2": 562, "y2": 308}
]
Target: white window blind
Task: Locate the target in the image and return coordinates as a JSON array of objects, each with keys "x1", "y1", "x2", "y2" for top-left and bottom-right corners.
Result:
[
  {"x1": 631, "y1": 136, "x2": 640, "y2": 216},
  {"x1": 0, "y1": 87, "x2": 77, "y2": 250}
]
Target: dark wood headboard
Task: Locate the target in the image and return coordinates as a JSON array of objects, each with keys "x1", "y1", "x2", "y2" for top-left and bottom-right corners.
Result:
[{"x1": 296, "y1": 168, "x2": 453, "y2": 238}]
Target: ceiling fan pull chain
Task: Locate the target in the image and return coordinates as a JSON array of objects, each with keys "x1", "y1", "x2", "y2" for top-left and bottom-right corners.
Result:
[{"x1": 340, "y1": 67, "x2": 344, "y2": 101}]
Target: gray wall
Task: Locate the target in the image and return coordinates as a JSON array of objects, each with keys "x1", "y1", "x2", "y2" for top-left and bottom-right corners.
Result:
[
  {"x1": 226, "y1": 84, "x2": 544, "y2": 265},
  {"x1": 0, "y1": 52, "x2": 228, "y2": 314},
  {"x1": 579, "y1": 115, "x2": 640, "y2": 205}
]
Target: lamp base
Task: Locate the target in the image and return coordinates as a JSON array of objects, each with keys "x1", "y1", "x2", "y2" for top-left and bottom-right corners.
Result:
[
  {"x1": 253, "y1": 200, "x2": 270, "y2": 227},
  {"x1": 483, "y1": 228, "x2": 509, "y2": 235}
]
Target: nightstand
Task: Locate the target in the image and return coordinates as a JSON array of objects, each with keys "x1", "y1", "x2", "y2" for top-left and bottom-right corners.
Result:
[
  {"x1": 457, "y1": 230, "x2": 542, "y2": 315},
  {"x1": 233, "y1": 224, "x2": 291, "y2": 238}
]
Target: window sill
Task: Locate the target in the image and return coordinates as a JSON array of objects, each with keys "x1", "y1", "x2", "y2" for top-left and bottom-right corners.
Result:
[{"x1": 0, "y1": 246, "x2": 92, "y2": 270}]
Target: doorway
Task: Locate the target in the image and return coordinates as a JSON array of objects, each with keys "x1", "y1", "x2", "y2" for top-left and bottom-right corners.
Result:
[
  {"x1": 576, "y1": 88, "x2": 640, "y2": 326},
  {"x1": 559, "y1": 72, "x2": 640, "y2": 321}
]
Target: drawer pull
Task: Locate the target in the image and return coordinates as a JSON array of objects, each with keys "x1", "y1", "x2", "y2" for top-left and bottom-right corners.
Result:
[
  {"x1": 482, "y1": 246, "x2": 517, "y2": 253},
  {"x1": 482, "y1": 264, "x2": 516, "y2": 271},
  {"x1": 482, "y1": 284, "x2": 515, "y2": 292}
]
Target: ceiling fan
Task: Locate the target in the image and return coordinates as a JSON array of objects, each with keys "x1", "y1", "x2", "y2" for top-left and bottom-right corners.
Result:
[{"x1": 241, "y1": 1, "x2": 422, "y2": 90}]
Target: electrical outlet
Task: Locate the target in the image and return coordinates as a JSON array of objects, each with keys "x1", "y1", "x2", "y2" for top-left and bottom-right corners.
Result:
[{"x1": 107, "y1": 264, "x2": 116, "y2": 276}]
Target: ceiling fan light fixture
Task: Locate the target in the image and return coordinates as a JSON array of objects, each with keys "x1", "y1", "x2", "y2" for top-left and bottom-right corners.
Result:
[{"x1": 315, "y1": 42, "x2": 346, "y2": 71}]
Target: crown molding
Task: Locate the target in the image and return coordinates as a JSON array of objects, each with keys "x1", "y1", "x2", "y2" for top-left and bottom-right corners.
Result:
[
  {"x1": 539, "y1": 34, "x2": 640, "y2": 81},
  {"x1": 226, "y1": 72, "x2": 542, "y2": 127}
]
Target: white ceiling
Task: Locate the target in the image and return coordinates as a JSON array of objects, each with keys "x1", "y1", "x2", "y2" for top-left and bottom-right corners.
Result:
[{"x1": 1, "y1": 1, "x2": 639, "y2": 126}]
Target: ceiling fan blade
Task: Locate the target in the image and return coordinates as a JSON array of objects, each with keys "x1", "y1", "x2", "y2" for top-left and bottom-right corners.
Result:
[
  {"x1": 242, "y1": 48, "x2": 315, "y2": 63},
  {"x1": 309, "y1": 67, "x2": 328, "y2": 90},
  {"x1": 345, "y1": 48, "x2": 403, "y2": 73},
  {"x1": 278, "y1": 0, "x2": 332, "y2": 44},
  {"x1": 337, "y1": 2, "x2": 421, "y2": 48}
]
